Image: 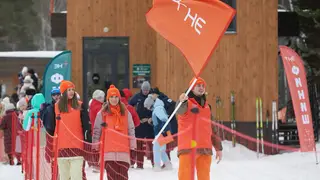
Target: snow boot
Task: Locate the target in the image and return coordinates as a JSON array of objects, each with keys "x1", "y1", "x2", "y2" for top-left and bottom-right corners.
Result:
[
  {"x1": 162, "y1": 162, "x2": 173, "y2": 170},
  {"x1": 153, "y1": 165, "x2": 162, "y2": 172},
  {"x1": 8, "y1": 155, "x2": 14, "y2": 166}
]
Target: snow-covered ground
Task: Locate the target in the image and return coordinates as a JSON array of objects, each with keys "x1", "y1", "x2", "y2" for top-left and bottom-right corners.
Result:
[{"x1": 1, "y1": 141, "x2": 319, "y2": 180}]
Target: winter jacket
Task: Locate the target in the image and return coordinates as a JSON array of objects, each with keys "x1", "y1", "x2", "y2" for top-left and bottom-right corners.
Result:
[
  {"x1": 176, "y1": 91, "x2": 222, "y2": 157},
  {"x1": 129, "y1": 91, "x2": 153, "y2": 138},
  {"x1": 40, "y1": 101, "x2": 56, "y2": 136},
  {"x1": 151, "y1": 98, "x2": 171, "y2": 136},
  {"x1": 155, "y1": 92, "x2": 178, "y2": 135},
  {"x1": 89, "y1": 99, "x2": 103, "y2": 129},
  {"x1": 0, "y1": 110, "x2": 21, "y2": 154},
  {"x1": 121, "y1": 97, "x2": 140, "y2": 127},
  {"x1": 93, "y1": 109, "x2": 136, "y2": 164}
]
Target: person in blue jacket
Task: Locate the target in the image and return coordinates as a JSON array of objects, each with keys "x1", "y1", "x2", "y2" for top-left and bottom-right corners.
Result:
[{"x1": 144, "y1": 94, "x2": 173, "y2": 171}]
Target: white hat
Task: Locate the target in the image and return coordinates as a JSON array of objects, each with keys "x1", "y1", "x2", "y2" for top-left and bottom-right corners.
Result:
[
  {"x1": 17, "y1": 97, "x2": 28, "y2": 109},
  {"x1": 1, "y1": 97, "x2": 15, "y2": 111},
  {"x1": 92, "y1": 90, "x2": 105, "y2": 102},
  {"x1": 23, "y1": 75, "x2": 33, "y2": 83},
  {"x1": 144, "y1": 94, "x2": 155, "y2": 109},
  {"x1": 22, "y1": 66, "x2": 28, "y2": 76}
]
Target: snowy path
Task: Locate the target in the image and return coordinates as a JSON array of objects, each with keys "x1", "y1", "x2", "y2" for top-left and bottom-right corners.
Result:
[{"x1": 1, "y1": 141, "x2": 319, "y2": 180}]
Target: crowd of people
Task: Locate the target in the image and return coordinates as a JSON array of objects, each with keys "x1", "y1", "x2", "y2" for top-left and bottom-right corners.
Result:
[
  {"x1": 0, "y1": 69, "x2": 223, "y2": 180},
  {"x1": 0, "y1": 66, "x2": 40, "y2": 165}
]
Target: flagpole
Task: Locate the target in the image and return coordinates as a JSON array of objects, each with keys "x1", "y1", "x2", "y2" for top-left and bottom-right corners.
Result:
[
  {"x1": 152, "y1": 77, "x2": 198, "y2": 144},
  {"x1": 314, "y1": 144, "x2": 319, "y2": 165}
]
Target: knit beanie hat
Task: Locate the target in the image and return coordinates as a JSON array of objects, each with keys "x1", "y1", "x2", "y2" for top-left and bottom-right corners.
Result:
[
  {"x1": 17, "y1": 97, "x2": 28, "y2": 109},
  {"x1": 107, "y1": 85, "x2": 120, "y2": 100},
  {"x1": 144, "y1": 94, "x2": 155, "y2": 109},
  {"x1": 60, "y1": 80, "x2": 75, "y2": 94},
  {"x1": 122, "y1": 88, "x2": 132, "y2": 100},
  {"x1": 93, "y1": 90, "x2": 105, "y2": 100},
  {"x1": 23, "y1": 75, "x2": 33, "y2": 84},
  {"x1": 189, "y1": 77, "x2": 206, "y2": 89},
  {"x1": 2, "y1": 97, "x2": 15, "y2": 111},
  {"x1": 51, "y1": 88, "x2": 60, "y2": 95},
  {"x1": 21, "y1": 66, "x2": 28, "y2": 76},
  {"x1": 141, "y1": 81, "x2": 151, "y2": 91}
]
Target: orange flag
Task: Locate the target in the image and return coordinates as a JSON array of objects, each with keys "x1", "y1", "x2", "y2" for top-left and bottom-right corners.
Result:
[{"x1": 146, "y1": 0, "x2": 236, "y2": 76}]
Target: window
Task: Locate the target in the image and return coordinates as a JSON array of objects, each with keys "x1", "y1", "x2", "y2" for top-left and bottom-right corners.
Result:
[{"x1": 222, "y1": 0, "x2": 237, "y2": 32}]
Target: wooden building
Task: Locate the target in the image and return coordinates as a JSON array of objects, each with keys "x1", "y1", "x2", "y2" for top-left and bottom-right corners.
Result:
[{"x1": 64, "y1": 0, "x2": 279, "y2": 150}]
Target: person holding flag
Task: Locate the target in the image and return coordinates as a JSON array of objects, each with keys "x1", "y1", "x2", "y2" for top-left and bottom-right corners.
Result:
[
  {"x1": 176, "y1": 77, "x2": 222, "y2": 180},
  {"x1": 147, "y1": 1, "x2": 235, "y2": 178}
]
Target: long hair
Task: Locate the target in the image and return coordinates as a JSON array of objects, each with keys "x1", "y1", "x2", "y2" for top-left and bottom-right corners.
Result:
[
  {"x1": 102, "y1": 100, "x2": 126, "y2": 116},
  {"x1": 58, "y1": 91, "x2": 80, "y2": 113}
]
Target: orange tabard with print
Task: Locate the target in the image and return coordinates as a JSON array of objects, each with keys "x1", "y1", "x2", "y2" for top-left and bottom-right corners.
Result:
[
  {"x1": 177, "y1": 98, "x2": 212, "y2": 150},
  {"x1": 103, "y1": 111, "x2": 130, "y2": 153},
  {"x1": 54, "y1": 102, "x2": 84, "y2": 150}
]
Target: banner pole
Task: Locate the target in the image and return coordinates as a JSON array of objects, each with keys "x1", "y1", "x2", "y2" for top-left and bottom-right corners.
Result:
[
  {"x1": 314, "y1": 144, "x2": 319, "y2": 165},
  {"x1": 153, "y1": 77, "x2": 198, "y2": 144}
]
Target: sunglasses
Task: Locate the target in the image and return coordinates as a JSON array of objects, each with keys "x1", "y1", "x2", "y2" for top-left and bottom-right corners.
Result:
[{"x1": 51, "y1": 93, "x2": 60, "y2": 96}]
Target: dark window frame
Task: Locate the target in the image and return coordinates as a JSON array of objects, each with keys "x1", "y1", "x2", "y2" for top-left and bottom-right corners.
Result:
[{"x1": 222, "y1": 0, "x2": 237, "y2": 33}]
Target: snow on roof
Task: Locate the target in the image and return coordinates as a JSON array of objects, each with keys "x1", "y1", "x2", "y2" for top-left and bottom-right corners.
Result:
[
  {"x1": 278, "y1": 9, "x2": 289, "y2": 12},
  {"x1": 0, "y1": 51, "x2": 64, "y2": 58}
]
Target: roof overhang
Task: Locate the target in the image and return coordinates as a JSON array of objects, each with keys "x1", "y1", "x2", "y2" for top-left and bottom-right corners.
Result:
[{"x1": 0, "y1": 51, "x2": 64, "y2": 58}]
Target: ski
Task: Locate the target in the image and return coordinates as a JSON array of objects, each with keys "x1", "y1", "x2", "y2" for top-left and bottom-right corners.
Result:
[
  {"x1": 220, "y1": 98, "x2": 225, "y2": 141},
  {"x1": 216, "y1": 96, "x2": 221, "y2": 138},
  {"x1": 272, "y1": 101, "x2": 276, "y2": 154},
  {"x1": 266, "y1": 110, "x2": 270, "y2": 151},
  {"x1": 259, "y1": 97, "x2": 264, "y2": 155},
  {"x1": 274, "y1": 101, "x2": 279, "y2": 153},
  {"x1": 256, "y1": 97, "x2": 260, "y2": 158},
  {"x1": 231, "y1": 91, "x2": 236, "y2": 147}
]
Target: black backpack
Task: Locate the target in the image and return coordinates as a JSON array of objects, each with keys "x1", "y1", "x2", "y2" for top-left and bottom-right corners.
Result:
[{"x1": 135, "y1": 98, "x2": 153, "y2": 119}]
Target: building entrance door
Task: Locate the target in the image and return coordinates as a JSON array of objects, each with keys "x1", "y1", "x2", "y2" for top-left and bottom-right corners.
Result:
[{"x1": 83, "y1": 37, "x2": 129, "y2": 104}]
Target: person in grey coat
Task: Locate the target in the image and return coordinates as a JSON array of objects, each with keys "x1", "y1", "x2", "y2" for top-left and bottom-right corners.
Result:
[{"x1": 93, "y1": 85, "x2": 136, "y2": 180}]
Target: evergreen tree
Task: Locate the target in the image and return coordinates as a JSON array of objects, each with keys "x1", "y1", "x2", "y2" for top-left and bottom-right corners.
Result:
[
  {"x1": 292, "y1": 0, "x2": 320, "y2": 74},
  {"x1": 0, "y1": 0, "x2": 40, "y2": 50}
]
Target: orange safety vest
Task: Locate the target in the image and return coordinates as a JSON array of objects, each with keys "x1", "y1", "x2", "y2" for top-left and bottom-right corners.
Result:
[
  {"x1": 103, "y1": 111, "x2": 130, "y2": 153},
  {"x1": 55, "y1": 102, "x2": 84, "y2": 150},
  {"x1": 177, "y1": 98, "x2": 212, "y2": 150}
]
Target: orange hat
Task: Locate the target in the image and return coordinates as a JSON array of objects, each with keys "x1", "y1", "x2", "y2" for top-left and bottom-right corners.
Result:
[
  {"x1": 60, "y1": 80, "x2": 75, "y2": 94},
  {"x1": 189, "y1": 77, "x2": 206, "y2": 89},
  {"x1": 107, "y1": 85, "x2": 120, "y2": 100}
]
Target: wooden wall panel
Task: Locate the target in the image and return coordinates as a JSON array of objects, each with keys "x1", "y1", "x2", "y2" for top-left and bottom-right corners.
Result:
[
  {"x1": 67, "y1": 0, "x2": 278, "y2": 122},
  {"x1": 67, "y1": 0, "x2": 156, "y2": 97},
  {"x1": 155, "y1": 0, "x2": 278, "y2": 122}
]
